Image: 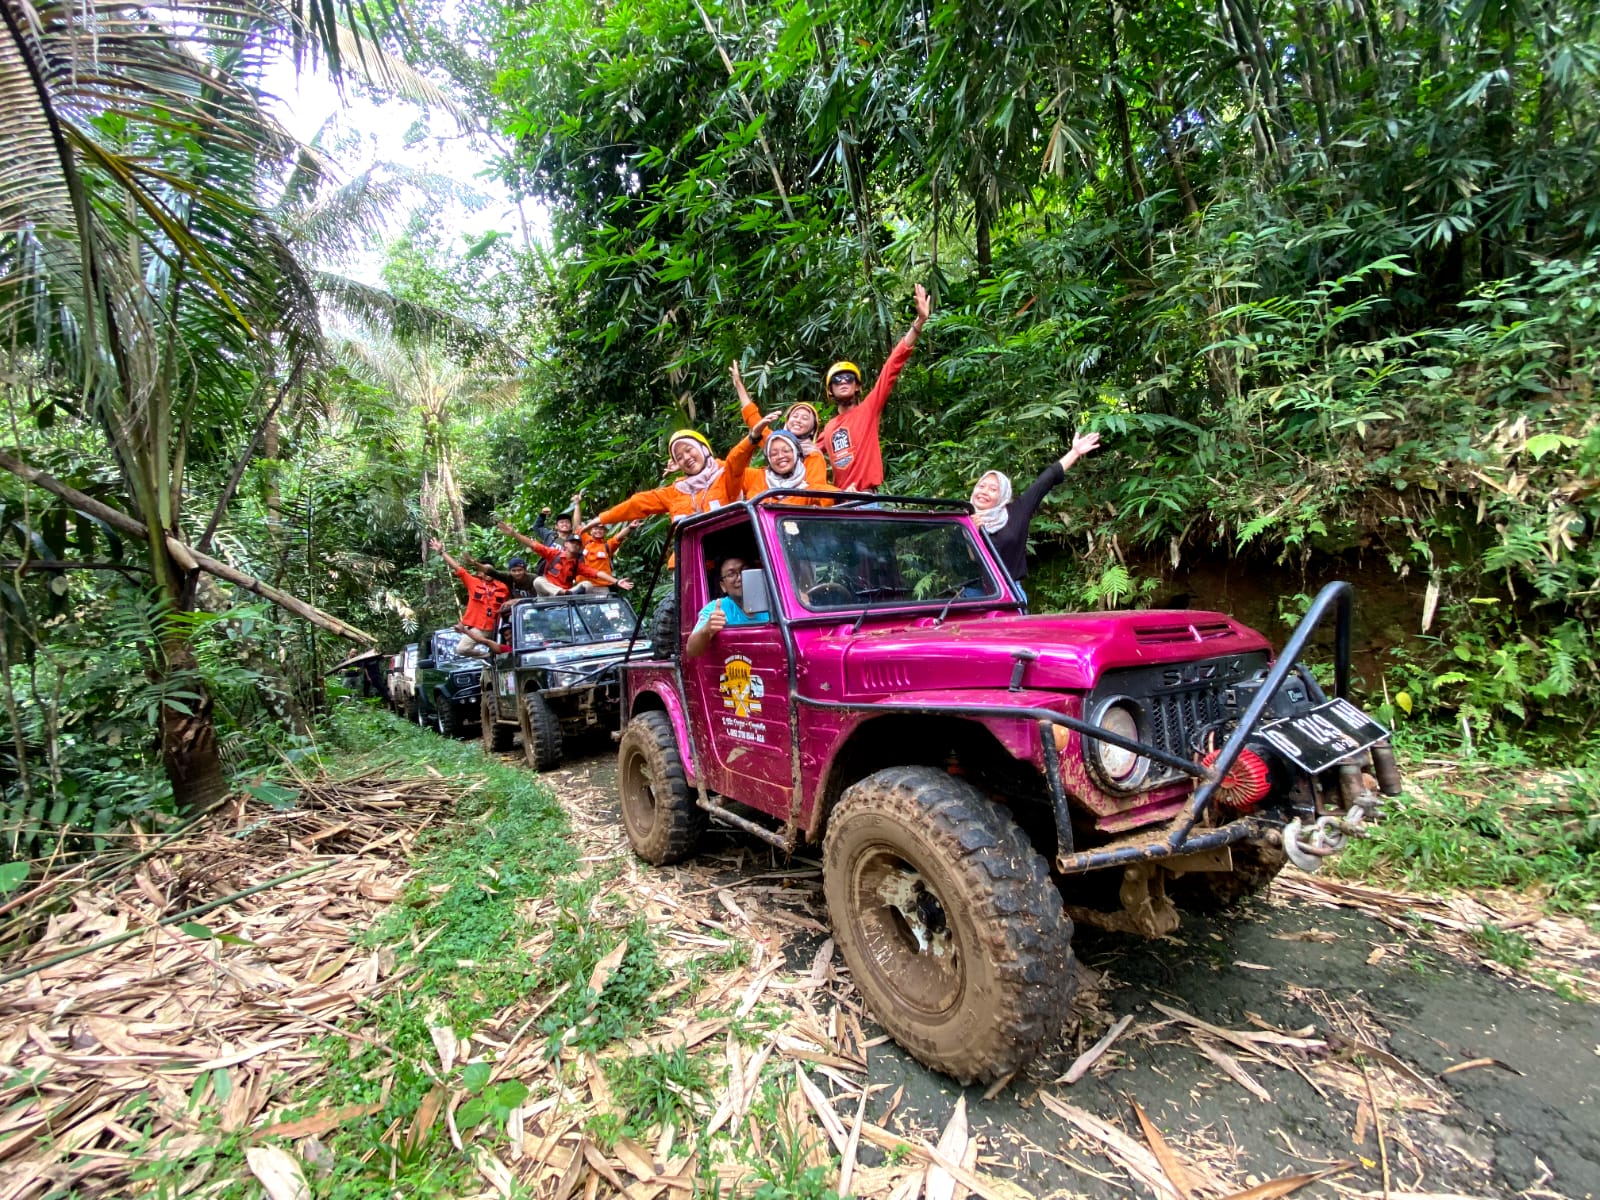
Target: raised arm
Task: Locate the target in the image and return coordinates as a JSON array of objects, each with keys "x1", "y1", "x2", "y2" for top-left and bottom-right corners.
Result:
[
  {"x1": 861, "y1": 283, "x2": 934, "y2": 419},
  {"x1": 496, "y1": 520, "x2": 540, "y2": 553},
  {"x1": 1011, "y1": 433, "x2": 1102, "y2": 529},
  {"x1": 429, "y1": 537, "x2": 465, "y2": 575},
  {"x1": 732, "y1": 361, "x2": 767, "y2": 444}
]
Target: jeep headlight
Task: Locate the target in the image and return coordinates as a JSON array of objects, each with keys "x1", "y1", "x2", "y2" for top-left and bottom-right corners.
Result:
[{"x1": 1087, "y1": 697, "x2": 1151, "y2": 791}]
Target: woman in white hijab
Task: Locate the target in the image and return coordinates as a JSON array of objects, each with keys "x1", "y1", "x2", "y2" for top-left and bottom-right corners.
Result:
[{"x1": 971, "y1": 431, "x2": 1101, "y2": 584}]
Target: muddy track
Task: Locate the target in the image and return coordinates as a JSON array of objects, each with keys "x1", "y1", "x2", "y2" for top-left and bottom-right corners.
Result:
[{"x1": 523, "y1": 738, "x2": 1600, "y2": 1199}]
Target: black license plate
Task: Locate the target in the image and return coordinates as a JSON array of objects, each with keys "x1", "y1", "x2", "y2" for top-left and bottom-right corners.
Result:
[{"x1": 1258, "y1": 698, "x2": 1390, "y2": 775}]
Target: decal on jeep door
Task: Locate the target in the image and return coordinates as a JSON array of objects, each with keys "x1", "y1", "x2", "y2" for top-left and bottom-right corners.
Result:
[{"x1": 718, "y1": 655, "x2": 764, "y2": 718}]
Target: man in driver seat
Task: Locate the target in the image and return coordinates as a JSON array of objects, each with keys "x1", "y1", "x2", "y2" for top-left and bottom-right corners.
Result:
[{"x1": 686, "y1": 556, "x2": 769, "y2": 658}]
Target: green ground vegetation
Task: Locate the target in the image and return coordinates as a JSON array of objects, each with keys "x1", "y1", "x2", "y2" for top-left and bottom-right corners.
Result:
[{"x1": 129, "y1": 705, "x2": 835, "y2": 1198}]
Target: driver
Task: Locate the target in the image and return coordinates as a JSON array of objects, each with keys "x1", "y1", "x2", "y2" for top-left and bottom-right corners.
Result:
[{"x1": 686, "y1": 555, "x2": 769, "y2": 658}]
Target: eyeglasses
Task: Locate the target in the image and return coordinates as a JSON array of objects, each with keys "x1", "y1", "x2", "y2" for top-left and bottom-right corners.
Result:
[
  {"x1": 720, "y1": 568, "x2": 744, "y2": 579},
  {"x1": 829, "y1": 373, "x2": 858, "y2": 388}
]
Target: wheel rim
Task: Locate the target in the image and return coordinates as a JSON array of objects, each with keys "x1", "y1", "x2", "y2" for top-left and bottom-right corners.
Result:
[
  {"x1": 619, "y1": 743, "x2": 658, "y2": 838},
  {"x1": 845, "y1": 841, "x2": 964, "y2": 1018}
]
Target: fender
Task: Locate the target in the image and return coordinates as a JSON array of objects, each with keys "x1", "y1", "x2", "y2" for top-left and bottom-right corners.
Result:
[{"x1": 624, "y1": 671, "x2": 698, "y2": 786}]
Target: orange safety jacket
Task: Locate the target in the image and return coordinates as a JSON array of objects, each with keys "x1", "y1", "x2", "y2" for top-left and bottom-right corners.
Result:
[{"x1": 739, "y1": 398, "x2": 832, "y2": 488}]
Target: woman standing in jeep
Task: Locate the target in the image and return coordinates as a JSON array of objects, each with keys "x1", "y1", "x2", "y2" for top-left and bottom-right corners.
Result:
[{"x1": 971, "y1": 431, "x2": 1102, "y2": 584}]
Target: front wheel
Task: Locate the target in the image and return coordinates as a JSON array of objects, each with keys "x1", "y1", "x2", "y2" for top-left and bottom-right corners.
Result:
[
  {"x1": 618, "y1": 710, "x2": 704, "y2": 864},
  {"x1": 823, "y1": 765, "x2": 1076, "y2": 1085},
  {"x1": 521, "y1": 691, "x2": 564, "y2": 770}
]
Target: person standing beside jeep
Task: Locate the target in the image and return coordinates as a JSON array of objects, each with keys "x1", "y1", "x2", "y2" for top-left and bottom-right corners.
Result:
[
  {"x1": 971, "y1": 431, "x2": 1103, "y2": 586},
  {"x1": 686, "y1": 556, "x2": 770, "y2": 658},
  {"x1": 429, "y1": 538, "x2": 510, "y2": 655},
  {"x1": 819, "y1": 283, "x2": 932, "y2": 493}
]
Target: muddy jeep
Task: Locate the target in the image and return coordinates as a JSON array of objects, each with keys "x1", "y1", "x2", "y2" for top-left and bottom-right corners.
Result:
[
  {"x1": 415, "y1": 628, "x2": 484, "y2": 736},
  {"x1": 480, "y1": 594, "x2": 649, "y2": 769},
  {"x1": 616, "y1": 494, "x2": 1400, "y2": 1084}
]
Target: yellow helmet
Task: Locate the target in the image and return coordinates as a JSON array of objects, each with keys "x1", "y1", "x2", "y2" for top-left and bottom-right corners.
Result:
[
  {"x1": 667, "y1": 429, "x2": 712, "y2": 454},
  {"x1": 825, "y1": 361, "x2": 862, "y2": 385}
]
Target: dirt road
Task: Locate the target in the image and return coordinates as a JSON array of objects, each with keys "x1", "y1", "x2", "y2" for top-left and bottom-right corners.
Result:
[{"x1": 543, "y1": 739, "x2": 1600, "y2": 1200}]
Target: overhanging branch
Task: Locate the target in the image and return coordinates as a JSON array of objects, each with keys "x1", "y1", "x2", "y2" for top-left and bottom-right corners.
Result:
[{"x1": 0, "y1": 449, "x2": 376, "y2": 645}]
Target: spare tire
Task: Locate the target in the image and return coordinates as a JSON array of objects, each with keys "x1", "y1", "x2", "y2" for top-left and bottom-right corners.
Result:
[{"x1": 650, "y1": 593, "x2": 678, "y2": 657}]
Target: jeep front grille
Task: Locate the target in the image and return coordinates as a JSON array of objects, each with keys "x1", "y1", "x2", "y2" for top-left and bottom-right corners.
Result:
[{"x1": 1146, "y1": 685, "x2": 1230, "y2": 759}]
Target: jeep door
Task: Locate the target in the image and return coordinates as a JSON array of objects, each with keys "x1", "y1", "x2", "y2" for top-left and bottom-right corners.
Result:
[{"x1": 684, "y1": 606, "x2": 793, "y2": 816}]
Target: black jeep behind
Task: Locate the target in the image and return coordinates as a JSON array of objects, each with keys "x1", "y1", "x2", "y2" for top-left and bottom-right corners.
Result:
[
  {"x1": 479, "y1": 595, "x2": 648, "y2": 768},
  {"x1": 415, "y1": 627, "x2": 485, "y2": 736}
]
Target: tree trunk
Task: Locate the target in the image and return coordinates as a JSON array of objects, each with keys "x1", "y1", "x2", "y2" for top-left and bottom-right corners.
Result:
[{"x1": 148, "y1": 533, "x2": 227, "y2": 815}]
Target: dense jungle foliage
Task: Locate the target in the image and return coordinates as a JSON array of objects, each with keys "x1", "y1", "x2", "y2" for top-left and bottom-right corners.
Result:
[{"x1": 1, "y1": 0, "x2": 1598, "y2": 860}]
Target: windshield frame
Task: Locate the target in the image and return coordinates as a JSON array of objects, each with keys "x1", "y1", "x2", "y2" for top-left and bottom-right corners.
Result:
[{"x1": 766, "y1": 509, "x2": 1009, "y2": 619}]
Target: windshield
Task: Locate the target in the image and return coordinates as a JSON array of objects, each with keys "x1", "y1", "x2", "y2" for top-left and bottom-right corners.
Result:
[
  {"x1": 518, "y1": 605, "x2": 576, "y2": 646},
  {"x1": 776, "y1": 514, "x2": 1001, "y2": 612},
  {"x1": 574, "y1": 599, "x2": 639, "y2": 640},
  {"x1": 431, "y1": 630, "x2": 475, "y2": 665}
]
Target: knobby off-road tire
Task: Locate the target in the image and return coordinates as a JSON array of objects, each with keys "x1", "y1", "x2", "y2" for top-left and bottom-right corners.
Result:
[
  {"x1": 406, "y1": 693, "x2": 422, "y2": 725},
  {"x1": 521, "y1": 691, "x2": 564, "y2": 771},
  {"x1": 481, "y1": 691, "x2": 515, "y2": 753},
  {"x1": 618, "y1": 710, "x2": 705, "y2": 865},
  {"x1": 649, "y1": 595, "x2": 678, "y2": 656},
  {"x1": 435, "y1": 693, "x2": 459, "y2": 737},
  {"x1": 1169, "y1": 840, "x2": 1288, "y2": 911},
  {"x1": 823, "y1": 765, "x2": 1076, "y2": 1085}
]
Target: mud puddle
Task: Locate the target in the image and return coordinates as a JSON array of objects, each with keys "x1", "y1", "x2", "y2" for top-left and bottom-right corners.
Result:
[{"x1": 524, "y1": 739, "x2": 1600, "y2": 1199}]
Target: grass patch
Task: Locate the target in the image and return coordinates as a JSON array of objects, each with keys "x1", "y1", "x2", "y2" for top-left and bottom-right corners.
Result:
[
  {"x1": 1334, "y1": 761, "x2": 1600, "y2": 920},
  {"x1": 135, "y1": 705, "x2": 628, "y2": 1197}
]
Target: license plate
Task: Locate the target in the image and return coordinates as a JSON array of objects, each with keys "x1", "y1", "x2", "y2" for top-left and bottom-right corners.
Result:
[{"x1": 1258, "y1": 698, "x2": 1390, "y2": 775}]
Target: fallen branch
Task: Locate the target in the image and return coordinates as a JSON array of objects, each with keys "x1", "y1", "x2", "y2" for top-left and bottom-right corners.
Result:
[{"x1": 0, "y1": 449, "x2": 375, "y2": 644}]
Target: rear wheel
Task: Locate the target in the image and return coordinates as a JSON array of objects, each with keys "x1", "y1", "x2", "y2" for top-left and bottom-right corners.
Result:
[
  {"x1": 1169, "y1": 841, "x2": 1288, "y2": 910},
  {"x1": 406, "y1": 693, "x2": 421, "y2": 725},
  {"x1": 618, "y1": 710, "x2": 704, "y2": 864},
  {"x1": 521, "y1": 691, "x2": 564, "y2": 770},
  {"x1": 481, "y1": 690, "x2": 515, "y2": 753},
  {"x1": 823, "y1": 765, "x2": 1075, "y2": 1085}
]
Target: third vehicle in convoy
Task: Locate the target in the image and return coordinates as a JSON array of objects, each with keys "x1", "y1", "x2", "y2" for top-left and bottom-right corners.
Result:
[
  {"x1": 615, "y1": 492, "x2": 1398, "y2": 1084},
  {"x1": 414, "y1": 627, "x2": 485, "y2": 737}
]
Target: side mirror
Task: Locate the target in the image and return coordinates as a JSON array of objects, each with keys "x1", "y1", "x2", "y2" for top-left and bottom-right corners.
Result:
[
  {"x1": 417, "y1": 658, "x2": 436, "y2": 670},
  {"x1": 740, "y1": 568, "x2": 771, "y2": 617}
]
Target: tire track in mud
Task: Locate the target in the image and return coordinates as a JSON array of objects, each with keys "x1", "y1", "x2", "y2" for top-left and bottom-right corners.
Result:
[{"x1": 531, "y1": 740, "x2": 1600, "y2": 1199}]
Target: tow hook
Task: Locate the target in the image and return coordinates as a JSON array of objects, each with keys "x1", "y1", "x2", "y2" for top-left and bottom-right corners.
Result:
[{"x1": 1283, "y1": 788, "x2": 1382, "y2": 873}]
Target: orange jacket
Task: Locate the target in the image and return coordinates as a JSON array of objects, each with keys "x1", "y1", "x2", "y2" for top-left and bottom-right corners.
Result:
[
  {"x1": 580, "y1": 529, "x2": 624, "y2": 574},
  {"x1": 724, "y1": 435, "x2": 836, "y2": 505},
  {"x1": 593, "y1": 463, "x2": 740, "y2": 526},
  {"x1": 740, "y1": 398, "x2": 831, "y2": 487}
]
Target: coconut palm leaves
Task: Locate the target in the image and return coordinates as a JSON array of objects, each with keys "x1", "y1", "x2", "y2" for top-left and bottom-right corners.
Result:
[{"x1": 0, "y1": 0, "x2": 409, "y2": 809}]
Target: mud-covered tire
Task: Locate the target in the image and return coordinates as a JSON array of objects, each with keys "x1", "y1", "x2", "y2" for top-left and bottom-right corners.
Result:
[
  {"x1": 1170, "y1": 840, "x2": 1288, "y2": 910},
  {"x1": 521, "y1": 691, "x2": 564, "y2": 770},
  {"x1": 406, "y1": 693, "x2": 422, "y2": 725},
  {"x1": 649, "y1": 595, "x2": 678, "y2": 657},
  {"x1": 481, "y1": 691, "x2": 515, "y2": 753},
  {"x1": 823, "y1": 765, "x2": 1075, "y2": 1085},
  {"x1": 618, "y1": 710, "x2": 704, "y2": 864}
]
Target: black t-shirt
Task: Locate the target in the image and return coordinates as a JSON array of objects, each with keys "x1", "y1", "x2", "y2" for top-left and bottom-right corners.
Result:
[{"x1": 984, "y1": 460, "x2": 1066, "y2": 581}]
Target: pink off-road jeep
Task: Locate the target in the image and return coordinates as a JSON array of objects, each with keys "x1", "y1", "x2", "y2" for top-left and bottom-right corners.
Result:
[{"x1": 616, "y1": 492, "x2": 1399, "y2": 1083}]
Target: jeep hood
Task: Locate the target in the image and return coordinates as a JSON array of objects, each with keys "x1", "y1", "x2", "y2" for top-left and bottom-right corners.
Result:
[{"x1": 830, "y1": 611, "x2": 1271, "y2": 696}]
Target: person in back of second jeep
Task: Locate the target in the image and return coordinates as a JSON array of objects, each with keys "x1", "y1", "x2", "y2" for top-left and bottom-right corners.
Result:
[{"x1": 820, "y1": 282, "x2": 932, "y2": 493}]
